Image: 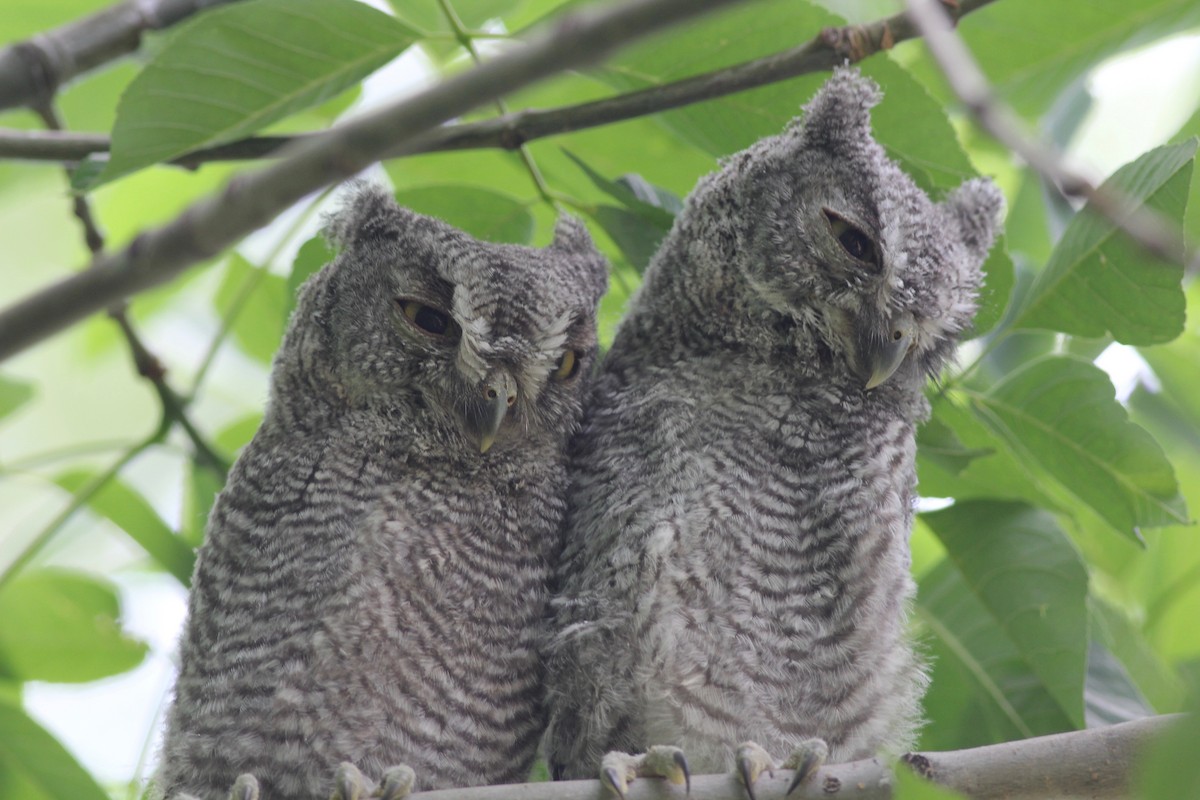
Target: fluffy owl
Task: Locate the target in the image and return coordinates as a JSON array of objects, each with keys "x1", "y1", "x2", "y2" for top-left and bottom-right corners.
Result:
[
  {"x1": 158, "y1": 184, "x2": 608, "y2": 800},
  {"x1": 544, "y1": 68, "x2": 1003, "y2": 796}
]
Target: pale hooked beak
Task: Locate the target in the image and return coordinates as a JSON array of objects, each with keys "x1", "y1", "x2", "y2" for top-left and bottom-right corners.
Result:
[
  {"x1": 862, "y1": 312, "x2": 917, "y2": 390},
  {"x1": 463, "y1": 370, "x2": 517, "y2": 453}
]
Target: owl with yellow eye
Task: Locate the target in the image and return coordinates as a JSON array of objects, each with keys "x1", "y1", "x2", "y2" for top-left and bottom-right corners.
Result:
[{"x1": 158, "y1": 184, "x2": 608, "y2": 800}]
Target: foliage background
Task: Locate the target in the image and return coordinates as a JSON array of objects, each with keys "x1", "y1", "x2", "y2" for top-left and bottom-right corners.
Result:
[{"x1": 0, "y1": 0, "x2": 1197, "y2": 798}]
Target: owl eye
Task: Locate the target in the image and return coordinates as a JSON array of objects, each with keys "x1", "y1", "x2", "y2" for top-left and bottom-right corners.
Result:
[
  {"x1": 554, "y1": 350, "x2": 581, "y2": 381},
  {"x1": 396, "y1": 298, "x2": 458, "y2": 339},
  {"x1": 823, "y1": 209, "x2": 879, "y2": 268}
]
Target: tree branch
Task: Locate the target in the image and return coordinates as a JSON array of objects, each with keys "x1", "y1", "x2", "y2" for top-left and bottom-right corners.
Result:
[
  {"x1": 904, "y1": 0, "x2": 1197, "y2": 274},
  {"x1": 0, "y1": 0, "x2": 1000, "y2": 166},
  {"x1": 0, "y1": 0, "x2": 752, "y2": 363},
  {"x1": 408, "y1": 716, "x2": 1178, "y2": 800},
  {"x1": 0, "y1": 0, "x2": 246, "y2": 111}
]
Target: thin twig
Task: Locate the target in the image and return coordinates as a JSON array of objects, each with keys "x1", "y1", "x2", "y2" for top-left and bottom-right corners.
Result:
[
  {"x1": 905, "y1": 0, "x2": 1196, "y2": 274},
  {"x1": 33, "y1": 102, "x2": 228, "y2": 478},
  {"x1": 0, "y1": 0, "x2": 753, "y2": 363},
  {"x1": 0, "y1": 0, "x2": 247, "y2": 111},
  {"x1": 0, "y1": 0, "x2": 1000, "y2": 167}
]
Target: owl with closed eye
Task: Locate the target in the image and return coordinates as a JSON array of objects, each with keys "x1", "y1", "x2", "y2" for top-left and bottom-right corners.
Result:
[
  {"x1": 544, "y1": 68, "x2": 1004, "y2": 797},
  {"x1": 158, "y1": 183, "x2": 609, "y2": 800}
]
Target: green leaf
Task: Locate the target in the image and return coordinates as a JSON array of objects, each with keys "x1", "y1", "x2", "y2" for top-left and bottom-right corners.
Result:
[
  {"x1": 90, "y1": 0, "x2": 417, "y2": 186},
  {"x1": 0, "y1": 375, "x2": 33, "y2": 421},
  {"x1": 214, "y1": 254, "x2": 289, "y2": 365},
  {"x1": 1138, "y1": 696, "x2": 1200, "y2": 800},
  {"x1": 1089, "y1": 595, "x2": 1186, "y2": 713},
  {"x1": 387, "y1": 0, "x2": 521, "y2": 35},
  {"x1": 182, "y1": 460, "x2": 226, "y2": 549},
  {"x1": 916, "y1": 415, "x2": 993, "y2": 477},
  {"x1": 971, "y1": 355, "x2": 1188, "y2": 539},
  {"x1": 917, "y1": 557, "x2": 1075, "y2": 747},
  {"x1": 0, "y1": 696, "x2": 110, "y2": 800},
  {"x1": 393, "y1": 186, "x2": 534, "y2": 244},
  {"x1": 56, "y1": 470, "x2": 195, "y2": 586},
  {"x1": 1012, "y1": 140, "x2": 1196, "y2": 345},
  {"x1": 1084, "y1": 641, "x2": 1153, "y2": 726},
  {"x1": 589, "y1": 205, "x2": 670, "y2": 274},
  {"x1": 923, "y1": 500, "x2": 1089, "y2": 729},
  {"x1": 288, "y1": 235, "x2": 333, "y2": 316},
  {"x1": 216, "y1": 413, "x2": 264, "y2": 456},
  {"x1": 0, "y1": 570, "x2": 148, "y2": 683},
  {"x1": 971, "y1": 240, "x2": 1015, "y2": 339}
]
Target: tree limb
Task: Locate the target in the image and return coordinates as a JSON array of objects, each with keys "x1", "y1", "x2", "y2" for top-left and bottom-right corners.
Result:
[
  {"x1": 904, "y1": 0, "x2": 1197, "y2": 274},
  {"x1": 0, "y1": 0, "x2": 246, "y2": 111},
  {"x1": 410, "y1": 716, "x2": 1178, "y2": 800},
  {"x1": 0, "y1": 0, "x2": 752, "y2": 362},
  {"x1": 0, "y1": 0, "x2": 999, "y2": 166}
]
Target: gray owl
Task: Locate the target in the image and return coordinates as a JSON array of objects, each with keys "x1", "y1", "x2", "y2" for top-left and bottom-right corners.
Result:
[
  {"x1": 158, "y1": 184, "x2": 608, "y2": 800},
  {"x1": 544, "y1": 68, "x2": 1003, "y2": 797}
]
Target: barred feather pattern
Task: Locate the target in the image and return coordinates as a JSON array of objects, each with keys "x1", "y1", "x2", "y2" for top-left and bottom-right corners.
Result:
[
  {"x1": 544, "y1": 69, "x2": 1003, "y2": 777},
  {"x1": 158, "y1": 185, "x2": 608, "y2": 800}
]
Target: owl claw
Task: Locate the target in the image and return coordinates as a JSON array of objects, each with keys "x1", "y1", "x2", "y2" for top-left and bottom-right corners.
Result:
[
  {"x1": 783, "y1": 739, "x2": 829, "y2": 796},
  {"x1": 332, "y1": 762, "x2": 371, "y2": 800},
  {"x1": 735, "y1": 742, "x2": 776, "y2": 800},
  {"x1": 673, "y1": 750, "x2": 691, "y2": 795},
  {"x1": 374, "y1": 765, "x2": 416, "y2": 800},
  {"x1": 227, "y1": 774, "x2": 260, "y2": 800},
  {"x1": 601, "y1": 764, "x2": 629, "y2": 799}
]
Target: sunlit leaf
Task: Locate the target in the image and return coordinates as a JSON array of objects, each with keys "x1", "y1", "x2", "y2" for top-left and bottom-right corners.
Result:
[
  {"x1": 971, "y1": 355, "x2": 1188, "y2": 539},
  {"x1": 0, "y1": 570, "x2": 147, "y2": 683},
  {"x1": 393, "y1": 186, "x2": 535, "y2": 244},
  {"x1": 89, "y1": 0, "x2": 418, "y2": 186},
  {"x1": 214, "y1": 254, "x2": 289, "y2": 366},
  {"x1": 923, "y1": 500, "x2": 1089, "y2": 729},
  {"x1": 56, "y1": 470, "x2": 195, "y2": 586},
  {"x1": 0, "y1": 696, "x2": 110, "y2": 800},
  {"x1": 0, "y1": 376, "x2": 33, "y2": 421},
  {"x1": 1011, "y1": 140, "x2": 1195, "y2": 345}
]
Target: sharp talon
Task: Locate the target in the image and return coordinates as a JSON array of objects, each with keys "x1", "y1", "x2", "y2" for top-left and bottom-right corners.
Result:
[
  {"x1": 785, "y1": 769, "x2": 806, "y2": 796},
  {"x1": 738, "y1": 757, "x2": 758, "y2": 800},
  {"x1": 674, "y1": 750, "x2": 691, "y2": 795},
  {"x1": 375, "y1": 765, "x2": 416, "y2": 800},
  {"x1": 603, "y1": 766, "x2": 628, "y2": 800},
  {"x1": 333, "y1": 762, "x2": 369, "y2": 800}
]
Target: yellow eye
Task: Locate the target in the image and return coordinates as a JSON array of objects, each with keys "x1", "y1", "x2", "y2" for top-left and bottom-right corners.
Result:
[
  {"x1": 397, "y1": 298, "x2": 457, "y2": 338},
  {"x1": 554, "y1": 350, "x2": 581, "y2": 381}
]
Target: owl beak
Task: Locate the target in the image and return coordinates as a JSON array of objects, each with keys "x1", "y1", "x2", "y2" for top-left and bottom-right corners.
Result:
[
  {"x1": 862, "y1": 312, "x2": 916, "y2": 390},
  {"x1": 464, "y1": 370, "x2": 517, "y2": 453}
]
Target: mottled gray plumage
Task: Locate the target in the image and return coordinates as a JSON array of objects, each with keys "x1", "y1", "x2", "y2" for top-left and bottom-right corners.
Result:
[
  {"x1": 545, "y1": 69, "x2": 1003, "y2": 782},
  {"x1": 159, "y1": 185, "x2": 608, "y2": 800}
]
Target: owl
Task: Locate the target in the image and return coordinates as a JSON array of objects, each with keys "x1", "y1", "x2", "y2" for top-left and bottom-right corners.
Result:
[
  {"x1": 543, "y1": 68, "x2": 1003, "y2": 797},
  {"x1": 157, "y1": 184, "x2": 609, "y2": 800}
]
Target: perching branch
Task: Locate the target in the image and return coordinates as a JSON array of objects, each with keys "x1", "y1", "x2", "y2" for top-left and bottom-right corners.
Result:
[
  {"x1": 0, "y1": 0, "x2": 751, "y2": 363},
  {"x1": 399, "y1": 716, "x2": 1178, "y2": 800},
  {"x1": 905, "y1": 0, "x2": 1197, "y2": 274},
  {"x1": 0, "y1": 0, "x2": 1000, "y2": 166},
  {"x1": 0, "y1": 0, "x2": 246, "y2": 111}
]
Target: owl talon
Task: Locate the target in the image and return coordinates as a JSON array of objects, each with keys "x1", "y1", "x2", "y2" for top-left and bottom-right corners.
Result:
[
  {"x1": 600, "y1": 759, "x2": 631, "y2": 799},
  {"x1": 673, "y1": 749, "x2": 692, "y2": 795},
  {"x1": 600, "y1": 746, "x2": 690, "y2": 797},
  {"x1": 735, "y1": 742, "x2": 777, "y2": 800},
  {"x1": 374, "y1": 764, "x2": 416, "y2": 800},
  {"x1": 783, "y1": 739, "x2": 829, "y2": 796},
  {"x1": 227, "y1": 774, "x2": 260, "y2": 800},
  {"x1": 332, "y1": 762, "x2": 373, "y2": 800}
]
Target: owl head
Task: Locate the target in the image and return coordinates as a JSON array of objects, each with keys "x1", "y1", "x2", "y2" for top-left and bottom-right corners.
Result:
[
  {"x1": 275, "y1": 184, "x2": 608, "y2": 456},
  {"x1": 711, "y1": 68, "x2": 1004, "y2": 390}
]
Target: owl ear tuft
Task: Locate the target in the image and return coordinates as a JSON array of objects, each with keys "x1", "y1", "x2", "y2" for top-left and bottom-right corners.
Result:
[
  {"x1": 323, "y1": 181, "x2": 413, "y2": 248},
  {"x1": 944, "y1": 177, "x2": 1006, "y2": 263},
  {"x1": 551, "y1": 214, "x2": 609, "y2": 303},
  {"x1": 793, "y1": 67, "x2": 882, "y2": 150}
]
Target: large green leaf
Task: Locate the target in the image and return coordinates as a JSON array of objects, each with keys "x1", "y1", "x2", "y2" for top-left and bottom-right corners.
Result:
[
  {"x1": 90, "y1": 0, "x2": 417, "y2": 186},
  {"x1": 0, "y1": 570, "x2": 148, "y2": 683},
  {"x1": 386, "y1": 0, "x2": 521, "y2": 35},
  {"x1": 917, "y1": 558, "x2": 1076, "y2": 748},
  {"x1": 1138, "y1": 695, "x2": 1200, "y2": 800},
  {"x1": 970, "y1": 355, "x2": 1188, "y2": 539},
  {"x1": 0, "y1": 696, "x2": 110, "y2": 800},
  {"x1": 56, "y1": 470, "x2": 196, "y2": 586},
  {"x1": 0, "y1": 375, "x2": 33, "y2": 421},
  {"x1": 923, "y1": 500, "x2": 1089, "y2": 729},
  {"x1": 1089, "y1": 596, "x2": 1185, "y2": 714},
  {"x1": 1011, "y1": 140, "x2": 1195, "y2": 345},
  {"x1": 214, "y1": 254, "x2": 289, "y2": 365},
  {"x1": 393, "y1": 186, "x2": 535, "y2": 244}
]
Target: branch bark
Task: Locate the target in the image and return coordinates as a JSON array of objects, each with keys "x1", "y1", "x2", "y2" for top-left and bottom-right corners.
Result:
[
  {"x1": 409, "y1": 716, "x2": 1178, "y2": 800},
  {"x1": 0, "y1": 0, "x2": 999, "y2": 166},
  {"x1": 904, "y1": 0, "x2": 1197, "y2": 274},
  {"x1": 0, "y1": 0, "x2": 751, "y2": 362},
  {"x1": 0, "y1": 0, "x2": 246, "y2": 111}
]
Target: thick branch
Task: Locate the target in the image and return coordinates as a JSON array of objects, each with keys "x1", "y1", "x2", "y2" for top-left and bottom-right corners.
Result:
[
  {"x1": 0, "y1": 0, "x2": 246, "y2": 111},
  {"x1": 905, "y1": 0, "x2": 1196, "y2": 273},
  {"x1": 0, "y1": 0, "x2": 999, "y2": 165},
  {"x1": 0, "y1": 0, "x2": 750, "y2": 362},
  {"x1": 413, "y1": 716, "x2": 1178, "y2": 800}
]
